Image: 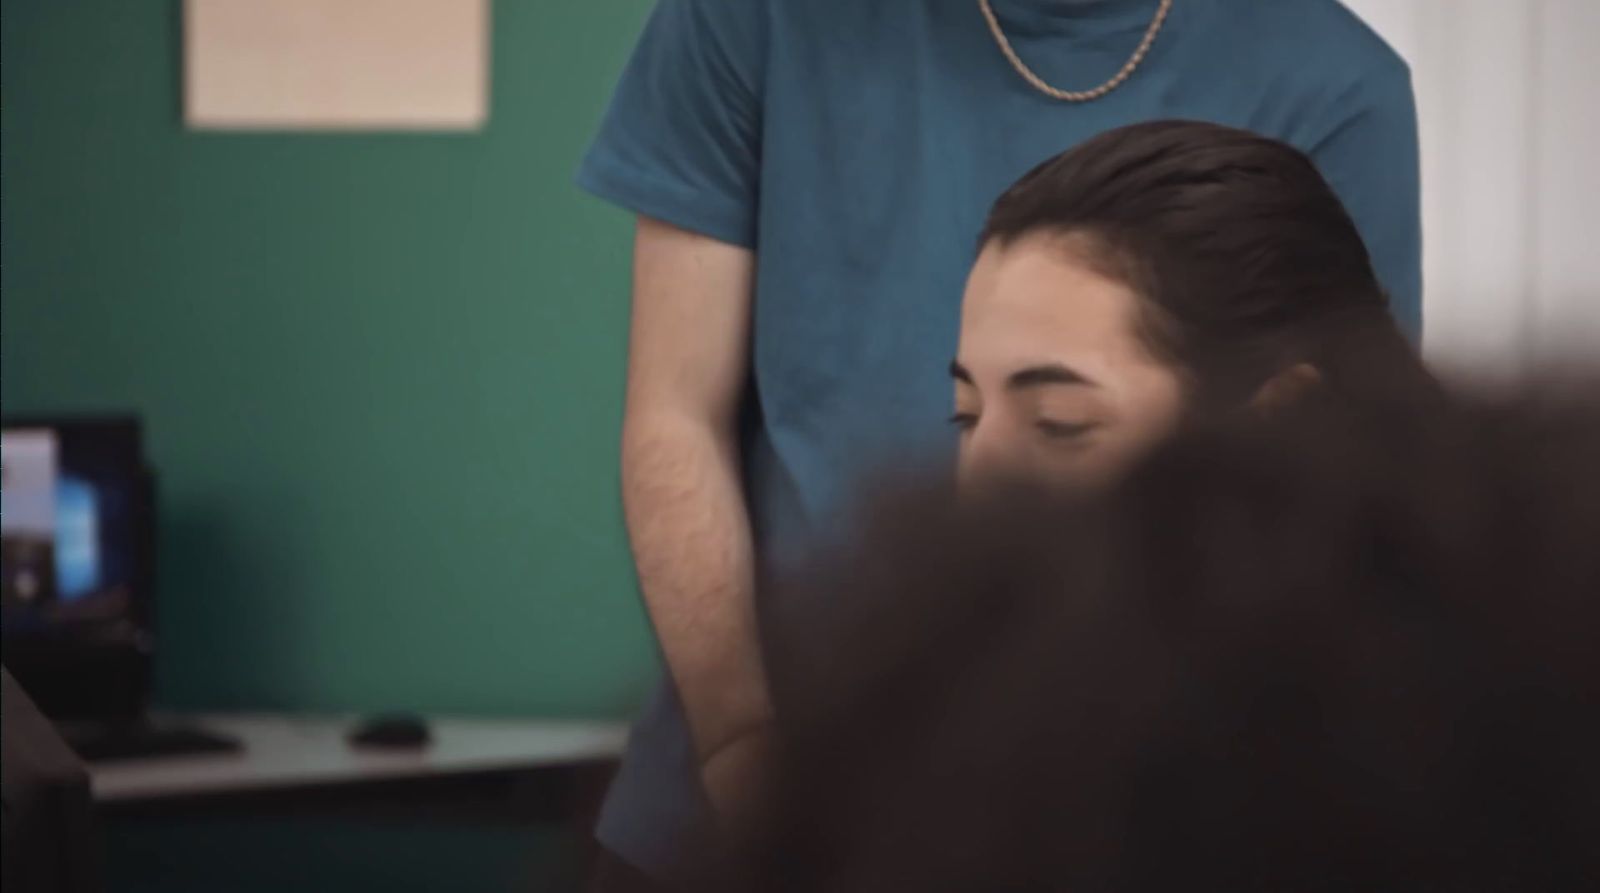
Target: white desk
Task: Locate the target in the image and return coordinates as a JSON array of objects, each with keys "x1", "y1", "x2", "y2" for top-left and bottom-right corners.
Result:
[{"x1": 90, "y1": 714, "x2": 628, "y2": 804}]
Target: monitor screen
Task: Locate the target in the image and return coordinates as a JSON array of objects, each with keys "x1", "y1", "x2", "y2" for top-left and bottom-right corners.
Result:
[{"x1": 2, "y1": 417, "x2": 150, "y2": 642}]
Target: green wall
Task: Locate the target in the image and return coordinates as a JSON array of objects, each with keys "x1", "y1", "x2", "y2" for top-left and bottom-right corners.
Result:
[{"x1": 2, "y1": 1, "x2": 658, "y2": 717}]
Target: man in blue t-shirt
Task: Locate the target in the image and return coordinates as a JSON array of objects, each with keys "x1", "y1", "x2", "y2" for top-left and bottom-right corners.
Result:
[{"x1": 577, "y1": 0, "x2": 1421, "y2": 884}]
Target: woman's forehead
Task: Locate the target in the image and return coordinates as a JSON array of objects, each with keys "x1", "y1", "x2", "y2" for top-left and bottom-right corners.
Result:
[{"x1": 961, "y1": 236, "x2": 1152, "y2": 377}]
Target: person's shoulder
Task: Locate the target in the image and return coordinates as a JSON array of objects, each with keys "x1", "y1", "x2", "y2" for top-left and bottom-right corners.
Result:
[
  {"x1": 651, "y1": 0, "x2": 773, "y2": 40},
  {"x1": 644, "y1": 0, "x2": 878, "y2": 58},
  {"x1": 663, "y1": 0, "x2": 865, "y2": 23},
  {"x1": 1300, "y1": 0, "x2": 1409, "y2": 78},
  {"x1": 1267, "y1": 0, "x2": 1408, "y2": 79},
  {"x1": 1211, "y1": 0, "x2": 1410, "y2": 86}
]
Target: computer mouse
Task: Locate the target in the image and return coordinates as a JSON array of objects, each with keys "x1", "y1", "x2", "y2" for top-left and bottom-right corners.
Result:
[{"x1": 347, "y1": 713, "x2": 431, "y2": 749}]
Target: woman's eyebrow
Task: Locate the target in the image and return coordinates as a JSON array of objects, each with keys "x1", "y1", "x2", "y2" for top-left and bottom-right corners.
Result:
[
  {"x1": 949, "y1": 360, "x2": 1099, "y2": 389},
  {"x1": 1007, "y1": 363, "x2": 1098, "y2": 389}
]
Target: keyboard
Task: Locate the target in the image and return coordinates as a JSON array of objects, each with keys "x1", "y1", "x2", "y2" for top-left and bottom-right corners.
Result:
[{"x1": 65, "y1": 723, "x2": 243, "y2": 763}]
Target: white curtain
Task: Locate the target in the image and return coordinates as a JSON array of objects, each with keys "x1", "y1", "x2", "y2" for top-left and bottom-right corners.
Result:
[{"x1": 1341, "y1": 0, "x2": 1600, "y2": 375}]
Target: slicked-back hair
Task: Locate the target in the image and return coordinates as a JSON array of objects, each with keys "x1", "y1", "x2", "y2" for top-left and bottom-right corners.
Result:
[{"x1": 980, "y1": 120, "x2": 1425, "y2": 411}]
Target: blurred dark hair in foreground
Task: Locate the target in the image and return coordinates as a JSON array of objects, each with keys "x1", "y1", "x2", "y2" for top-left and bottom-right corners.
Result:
[{"x1": 713, "y1": 377, "x2": 1600, "y2": 891}]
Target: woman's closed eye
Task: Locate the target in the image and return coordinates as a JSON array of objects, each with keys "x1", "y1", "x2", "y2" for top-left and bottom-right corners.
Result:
[
  {"x1": 948, "y1": 411, "x2": 979, "y2": 432},
  {"x1": 1034, "y1": 419, "x2": 1099, "y2": 440}
]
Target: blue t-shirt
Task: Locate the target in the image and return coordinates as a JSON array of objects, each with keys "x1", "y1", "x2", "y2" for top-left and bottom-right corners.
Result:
[{"x1": 578, "y1": 0, "x2": 1420, "y2": 873}]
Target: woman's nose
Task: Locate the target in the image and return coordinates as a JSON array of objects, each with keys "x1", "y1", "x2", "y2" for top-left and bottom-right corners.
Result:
[{"x1": 957, "y1": 421, "x2": 1015, "y2": 491}]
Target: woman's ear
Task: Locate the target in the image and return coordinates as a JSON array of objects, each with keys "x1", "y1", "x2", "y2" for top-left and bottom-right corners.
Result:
[{"x1": 1249, "y1": 363, "x2": 1323, "y2": 415}]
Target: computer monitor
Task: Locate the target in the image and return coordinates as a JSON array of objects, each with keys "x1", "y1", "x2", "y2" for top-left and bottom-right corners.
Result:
[{"x1": 1, "y1": 415, "x2": 156, "y2": 722}]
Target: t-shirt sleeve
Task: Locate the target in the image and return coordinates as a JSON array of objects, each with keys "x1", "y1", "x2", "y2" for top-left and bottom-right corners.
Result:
[
  {"x1": 1307, "y1": 64, "x2": 1424, "y2": 342},
  {"x1": 577, "y1": 0, "x2": 767, "y2": 249}
]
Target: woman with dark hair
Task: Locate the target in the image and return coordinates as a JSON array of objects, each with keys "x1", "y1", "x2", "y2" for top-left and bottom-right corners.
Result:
[
  {"x1": 695, "y1": 123, "x2": 1600, "y2": 890},
  {"x1": 685, "y1": 122, "x2": 1473, "y2": 887},
  {"x1": 951, "y1": 120, "x2": 1434, "y2": 485}
]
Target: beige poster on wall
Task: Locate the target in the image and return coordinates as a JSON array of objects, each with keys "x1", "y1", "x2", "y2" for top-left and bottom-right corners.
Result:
[{"x1": 183, "y1": 0, "x2": 489, "y2": 131}]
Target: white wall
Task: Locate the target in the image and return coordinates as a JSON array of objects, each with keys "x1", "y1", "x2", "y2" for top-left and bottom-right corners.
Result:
[{"x1": 1341, "y1": 0, "x2": 1600, "y2": 375}]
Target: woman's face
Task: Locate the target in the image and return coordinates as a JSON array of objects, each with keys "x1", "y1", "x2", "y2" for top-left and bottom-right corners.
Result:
[{"x1": 953, "y1": 232, "x2": 1186, "y2": 488}]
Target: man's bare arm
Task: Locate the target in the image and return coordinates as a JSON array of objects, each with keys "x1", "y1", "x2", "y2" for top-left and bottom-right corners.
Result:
[{"x1": 622, "y1": 216, "x2": 770, "y2": 778}]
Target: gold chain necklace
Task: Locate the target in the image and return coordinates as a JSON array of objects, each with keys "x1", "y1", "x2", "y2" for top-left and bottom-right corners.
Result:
[{"x1": 978, "y1": 0, "x2": 1174, "y2": 102}]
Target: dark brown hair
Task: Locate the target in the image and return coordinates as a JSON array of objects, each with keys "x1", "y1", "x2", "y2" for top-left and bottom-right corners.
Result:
[
  {"x1": 721, "y1": 384, "x2": 1600, "y2": 892},
  {"x1": 981, "y1": 120, "x2": 1427, "y2": 410}
]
